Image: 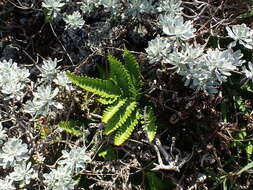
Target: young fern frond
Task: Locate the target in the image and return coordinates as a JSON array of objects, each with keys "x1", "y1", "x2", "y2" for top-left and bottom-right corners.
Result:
[
  {"x1": 123, "y1": 49, "x2": 142, "y2": 90},
  {"x1": 67, "y1": 72, "x2": 121, "y2": 98},
  {"x1": 104, "y1": 101, "x2": 137, "y2": 135},
  {"x1": 108, "y1": 55, "x2": 133, "y2": 97},
  {"x1": 114, "y1": 110, "x2": 140, "y2": 146},
  {"x1": 143, "y1": 106, "x2": 157, "y2": 142},
  {"x1": 102, "y1": 99, "x2": 127, "y2": 123}
]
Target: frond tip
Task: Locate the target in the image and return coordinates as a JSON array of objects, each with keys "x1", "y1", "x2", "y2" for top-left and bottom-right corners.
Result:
[
  {"x1": 108, "y1": 54, "x2": 132, "y2": 97},
  {"x1": 123, "y1": 48, "x2": 142, "y2": 89}
]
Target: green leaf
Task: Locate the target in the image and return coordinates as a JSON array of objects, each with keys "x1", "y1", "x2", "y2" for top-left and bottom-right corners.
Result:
[
  {"x1": 246, "y1": 142, "x2": 253, "y2": 160},
  {"x1": 237, "y1": 11, "x2": 253, "y2": 19},
  {"x1": 238, "y1": 131, "x2": 247, "y2": 140},
  {"x1": 241, "y1": 85, "x2": 253, "y2": 93},
  {"x1": 98, "y1": 145, "x2": 116, "y2": 161},
  {"x1": 96, "y1": 63, "x2": 109, "y2": 79},
  {"x1": 97, "y1": 96, "x2": 118, "y2": 105},
  {"x1": 67, "y1": 72, "x2": 121, "y2": 98},
  {"x1": 35, "y1": 122, "x2": 49, "y2": 140},
  {"x1": 104, "y1": 101, "x2": 137, "y2": 135},
  {"x1": 123, "y1": 49, "x2": 141, "y2": 88},
  {"x1": 108, "y1": 54, "x2": 133, "y2": 97},
  {"x1": 102, "y1": 99, "x2": 127, "y2": 123},
  {"x1": 146, "y1": 172, "x2": 167, "y2": 190},
  {"x1": 237, "y1": 161, "x2": 253, "y2": 175},
  {"x1": 235, "y1": 96, "x2": 246, "y2": 112},
  {"x1": 58, "y1": 120, "x2": 83, "y2": 137},
  {"x1": 143, "y1": 106, "x2": 157, "y2": 142},
  {"x1": 114, "y1": 110, "x2": 140, "y2": 146}
]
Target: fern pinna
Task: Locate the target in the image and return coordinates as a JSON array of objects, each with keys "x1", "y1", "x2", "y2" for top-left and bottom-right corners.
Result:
[{"x1": 67, "y1": 49, "x2": 157, "y2": 145}]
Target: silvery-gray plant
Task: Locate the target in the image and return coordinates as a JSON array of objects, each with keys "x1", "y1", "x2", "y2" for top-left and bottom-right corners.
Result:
[
  {"x1": 144, "y1": 0, "x2": 251, "y2": 95},
  {"x1": 8, "y1": 161, "x2": 37, "y2": 187},
  {"x1": 42, "y1": 0, "x2": 66, "y2": 18},
  {"x1": 64, "y1": 11, "x2": 85, "y2": 30},
  {"x1": 43, "y1": 165, "x2": 77, "y2": 190},
  {"x1": 23, "y1": 85, "x2": 63, "y2": 118},
  {"x1": 158, "y1": 14, "x2": 196, "y2": 41},
  {"x1": 156, "y1": 0, "x2": 183, "y2": 15},
  {"x1": 146, "y1": 37, "x2": 246, "y2": 94},
  {"x1": 0, "y1": 59, "x2": 30, "y2": 100},
  {"x1": 226, "y1": 23, "x2": 253, "y2": 49},
  {"x1": 53, "y1": 71, "x2": 74, "y2": 91},
  {"x1": 0, "y1": 138, "x2": 29, "y2": 169},
  {"x1": 58, "y1": 146, "x2": 91, "y2": 173},
  {"x1": 145, "y1": 35, "x2": 174, "y2": 64},
  {"x1": 0, "y1": 178, "x2": 15, "y2": 190},
  {"x1": 241, "y1": 62, "x2": 253, "y2": 84},
  {"x1": 99, "y1": 0, "x2": 122, "y2": 14},
  {"x1": 39, "y1": 57, "x2": 61, "y2": 83},
  {"x1": 170, "y1": 45, "x2": 245, "y2": 94},
  {"x1": 80, "y1": 0, "x2": 99, "y2": 15},
  {"x1": 125, "y1": 0, "x2": 154, "y2": 19}
]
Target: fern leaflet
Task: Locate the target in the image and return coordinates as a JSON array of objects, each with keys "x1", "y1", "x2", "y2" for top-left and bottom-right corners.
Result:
[
  {"x1": 143, "y1": 106, "x2": 157, "y2": 142},
  {"x1": 108, "y1": 55, "x2": 133, "y2": 97},
  {"x1": 114, "y1": 110, "x2": 140, "y2": 146},
  {"x1": 123, "y1": 49, "x2": 142, "y2": 89},
  {"x1": 102, "y1": 99, "x2": 127, "y2": 123},
  {"x1": 67, "y1": 72, "x2": 121, "y2": 98},
  {"x1": 104, "y1": 101, "x2": 137, "y2": 135},
  {"x1": 97, "y1": 97, "x2": 117, "y2": 105},
  {"x1": 58, "y1": 120, "x2": 83, "y2": 137}
]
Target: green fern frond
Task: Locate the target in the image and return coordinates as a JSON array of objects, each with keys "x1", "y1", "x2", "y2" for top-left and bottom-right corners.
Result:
[
  {"x1": 67, "y1": 50, "x2": 158, "y2": 146},
  {"x1": 67, "y1": 72, "x2": 121, "y2": 98},
  {"x1": 104, "y1": 101, "x2": 137, "y2": 135},
  {"x1": 97, "y1": 97, "x2": 117, "y2": 105},
  {"x1": 58, "y1": 120, "x2": 83, "y2": 137},
  {"x1": 102, "y1": 99, "x2": 127, "y2": 123},
  {"x1": 107, "y1": 55, "x2": 133, "y2": 97},
  {"x1": 143, "y1": 106, "x2": 157, "y2": 142},
  {"x1": 114, "y1": 110, "x2": 140, "y2": 146},
  {"x1": 123, "y1": 49, "x2": 142, "y2": 89}
]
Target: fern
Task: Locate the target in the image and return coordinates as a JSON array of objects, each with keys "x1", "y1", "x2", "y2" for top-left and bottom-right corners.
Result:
[
  {"x1": 104, "y1": 101, "x2": 137, "y2": 135},
  {"x1": 97, "y1": 97, "x2": 117, "y2": 105},
  {"x1": 123, "y1": 49, "x2": 142, "y2": 89},
  {"x1": 114, "y1": 110, "x2": 140, "y2": 146},
  {"x1": 67, "y1": 72, "x2": 121, "y2": 98},
  {"x1": 108, "y1": 55, "x2": 133, "y2": 97},
  {"x1": 58, "y1": 120, "x2": 83, "y2": 137},
  {"x1": 68, "y1": 49, "x2": 158, "y2": 145},
  {"x1": 102, "y1": 99, "x2": 127, "y2": 123},
  {"x1": 143, "y1": 106, "x2": 157, "y2": 142}
]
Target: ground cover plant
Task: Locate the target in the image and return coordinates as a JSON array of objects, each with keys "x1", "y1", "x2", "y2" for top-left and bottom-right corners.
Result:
[
  {"x1": 67, "y1": 49, "x2": 157, "y2": 146},
  {"x1": 0, "y1": 0, "x2": 253, "y2": 189}
]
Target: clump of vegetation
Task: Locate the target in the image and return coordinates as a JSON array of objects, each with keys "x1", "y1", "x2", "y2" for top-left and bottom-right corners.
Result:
[{"x1": 67, "y1": 49, "x2": 157, "y2": 145}]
